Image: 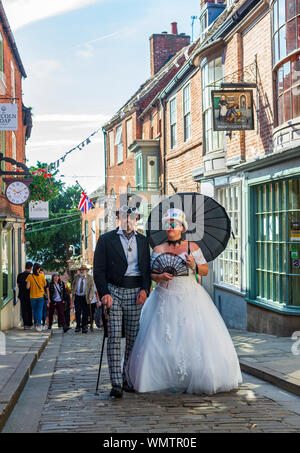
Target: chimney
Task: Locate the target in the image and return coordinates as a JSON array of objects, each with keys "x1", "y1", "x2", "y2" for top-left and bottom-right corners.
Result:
[
  {"x1": 171, "y1": 22, "x2": 178, "y2": 34},
  {"x1": 149, "y1": 23, "x2": 190, "y2": 76}
]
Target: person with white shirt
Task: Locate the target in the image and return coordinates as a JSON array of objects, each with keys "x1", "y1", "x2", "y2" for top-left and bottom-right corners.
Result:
[
  {"x1": 71, "y1": 265, "x2": 94, "y2": 333},
  {"x1": 93, "y1": 196, "x2": 151, "y2": 398}
]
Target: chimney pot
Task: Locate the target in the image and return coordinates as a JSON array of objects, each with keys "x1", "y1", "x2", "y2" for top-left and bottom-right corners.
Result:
[{"x1": 171, "y1": 22, "x2": 178, "y2": 34}]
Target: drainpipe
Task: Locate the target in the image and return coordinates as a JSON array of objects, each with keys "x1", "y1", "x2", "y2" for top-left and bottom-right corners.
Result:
[
  {"x1": 102, "y1": 127, "x2": 107, "y2": 195},
  {"x1": 160, "y1": 99, "x2": 167, "y2": 196}
]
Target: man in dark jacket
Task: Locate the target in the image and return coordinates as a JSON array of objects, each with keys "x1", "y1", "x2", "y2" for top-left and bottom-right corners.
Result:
[
  {"x1": 17, "y1": 262, "x2": 33, "y2": 329},
  {"x1": 93, "y1": 196, "x2": 151, "y2": 398}
]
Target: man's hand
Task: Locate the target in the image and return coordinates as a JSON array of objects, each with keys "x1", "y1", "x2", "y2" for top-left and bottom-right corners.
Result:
[
  {"x1": 136, "y1": 289, "x2": 147, "y2": 305},
  {"x1": 101, "y1": 294, "x2": 113, "y2": 308}
]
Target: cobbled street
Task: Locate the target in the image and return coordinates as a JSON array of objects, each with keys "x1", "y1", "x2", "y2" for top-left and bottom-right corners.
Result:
[{"x1": 4, "y1": 328, "x2": 300, "y2": 434}]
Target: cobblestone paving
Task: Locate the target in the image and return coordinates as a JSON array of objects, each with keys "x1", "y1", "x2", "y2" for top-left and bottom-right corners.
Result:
[{"x1": 38, "y1": 329, "x2": 300, "y2": 433}]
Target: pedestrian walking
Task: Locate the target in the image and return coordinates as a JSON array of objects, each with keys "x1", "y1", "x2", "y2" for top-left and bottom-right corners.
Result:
[
  {"x1": 26, "y1": 263, "x2": 48, "y2": 332},
  {"x1": 64, "y1": 280, "x2": 73, "y2": 327},
  {"x1": 71, "y1": 265, "x2": 94, "y2": 333},
  {"x1": 89, "y1": 284, "x2": 100, "y2": 332},
  {"x1": 48, "y1": 273, "x2": 71, "y2": 333},
  {"x1": 40, "y1": 269, "x2": 50, "y2": 331},
  {"x1": 17, "y1": 261, "x2": 33, "y2": 330},
  {"x1": 93, "y1": 196, "x2": 151, "y2": 398}
]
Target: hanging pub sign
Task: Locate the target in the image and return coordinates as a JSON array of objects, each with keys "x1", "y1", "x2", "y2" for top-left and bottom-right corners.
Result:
[
  {"x1": 211, "y1": 90, "x2": 254, "y2": 131},
  {"x1": 0, "y1": 103, "x2": 18, "y2": 131}
]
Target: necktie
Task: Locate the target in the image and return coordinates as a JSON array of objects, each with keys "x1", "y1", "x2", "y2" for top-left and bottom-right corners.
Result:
[{"x1": 79, "y1": 277, "x2": 84, "y2": 294}]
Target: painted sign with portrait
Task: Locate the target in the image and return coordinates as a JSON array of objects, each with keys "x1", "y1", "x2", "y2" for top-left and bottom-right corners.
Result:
[{"x1": 211, "y1": 90, "x2": 254, "y2": 131}]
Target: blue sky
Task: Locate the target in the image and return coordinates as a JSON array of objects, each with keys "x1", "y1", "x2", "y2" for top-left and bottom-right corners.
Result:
[{"x1": 3, "y1": 0, "x2": 201, "y2": 193}]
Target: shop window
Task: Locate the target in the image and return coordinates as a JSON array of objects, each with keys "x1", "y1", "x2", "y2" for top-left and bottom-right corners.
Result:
[
  {"x1": 254, "y1": 178, "x2": 300, "y2": 306},
  {"x1": 215, "y1": 184, "x2": 241, "y2": 288}
]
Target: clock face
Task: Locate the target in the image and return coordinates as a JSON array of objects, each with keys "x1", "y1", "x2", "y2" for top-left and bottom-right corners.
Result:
[{"x1": 6, "y1": 181, "x2": 30, "y2": 205}]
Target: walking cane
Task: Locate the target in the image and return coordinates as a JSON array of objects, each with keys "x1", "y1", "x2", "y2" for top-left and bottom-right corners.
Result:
[{"x1": 95, "y1": 305, "x2": 109, "y2": 395}]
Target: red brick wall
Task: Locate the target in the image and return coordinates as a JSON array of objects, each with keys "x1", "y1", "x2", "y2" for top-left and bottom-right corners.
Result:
[
  {"x1": 106, "y1": 111, "x2": 138, "y2": 208},
  {"x1": 223, "y1": 11, "x2": 273, "y2": 162},
  {"x1": 242, "y1": 11, "x2": 273, "y2": 159},
  {"x1": 163, "y1": 68, "x2": 203, "y2": 196},
  {"x1": 81, "y1": 202, "x2": 104, "y2": 266},
  {"x1": 0, "y1": 19, "x2": 26, "y2": 220}
]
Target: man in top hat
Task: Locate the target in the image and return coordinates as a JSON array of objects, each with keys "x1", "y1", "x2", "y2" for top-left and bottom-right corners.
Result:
[
  {"x1": 93, "y1": 194, "x2": 151, "y2": 398},
  {"x1": 72, "y1": 264, "x2": 94, "y2": 333}
]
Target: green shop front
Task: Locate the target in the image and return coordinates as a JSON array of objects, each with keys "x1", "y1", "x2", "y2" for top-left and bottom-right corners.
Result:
[{"x1": 244, "y1": 152, "x2": 300, "y2": 336}]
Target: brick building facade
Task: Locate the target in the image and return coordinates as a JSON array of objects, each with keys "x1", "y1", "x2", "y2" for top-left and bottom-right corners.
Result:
[
  {"x1": 101, "y1": 1, "x2": 300, "y2": 335},
  {"x1": 0, "y1": 2, "x2": 32, "y2": 331},
  {"x1": 81, "y1": 185, "x2": 105, "y2": 268}
]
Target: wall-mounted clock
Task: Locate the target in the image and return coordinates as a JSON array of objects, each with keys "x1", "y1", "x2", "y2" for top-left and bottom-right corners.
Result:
[{"x1": 4, "y1": 179, "x2": 31, "y2": 205}]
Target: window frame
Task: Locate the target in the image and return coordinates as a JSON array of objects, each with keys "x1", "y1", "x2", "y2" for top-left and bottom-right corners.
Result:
[
  {"x1": 215, "y1": 183, "x2": 242, "y2": 289},
  {"x1": 115, "y1": 124, "x2": 123, "y2": 164},
  {"x1": 183, "y1": 83, "x2": 191, "y2": 142},
  {"x1": 201, "y1": 56, "x2": 224, "y2": 155},
  {"x1": 169, "y1": 96, "x2": 177, "y2": 150}
]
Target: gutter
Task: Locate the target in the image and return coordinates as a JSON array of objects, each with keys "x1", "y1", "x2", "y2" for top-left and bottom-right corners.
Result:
[
  {"x1": 102, "y1": 127, "x2": 107, "y2": 195},
  {"x1": 159, "y1": 60, "x2": 197, "y2": 101},
  {"x1": 0, "y1": 3, "x2": 26, "y2": 78}
]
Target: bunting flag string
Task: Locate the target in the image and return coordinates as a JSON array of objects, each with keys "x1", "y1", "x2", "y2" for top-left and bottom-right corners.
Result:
[{"x1": 47, "y1": 128, "x2": 101, "y2": 172}]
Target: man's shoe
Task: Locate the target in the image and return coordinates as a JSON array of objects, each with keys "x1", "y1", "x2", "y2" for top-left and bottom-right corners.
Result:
[
  {"x1": 123, "y1": 383, "x2": 135, "y2": 393},
  {"x1": 63, "y1": 326, "x2": 71, "y2": 333},
  {"x1": 75, "y1": 327, "x2": 81, "y2": 333},
  {"x1": 82, "y1": 327, "x2": 88, "y2": 333},
  {"x1": 110, "y1": 386, "x2": 123, "y2": 398}
]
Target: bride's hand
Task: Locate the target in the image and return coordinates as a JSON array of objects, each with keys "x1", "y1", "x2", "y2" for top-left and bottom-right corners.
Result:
[
  {"x1": 159, "y1": 272, "x2": 174, "y2": 282},
  {"x1": 185, "y1": 253, "x2": 196, "y2": 270}
]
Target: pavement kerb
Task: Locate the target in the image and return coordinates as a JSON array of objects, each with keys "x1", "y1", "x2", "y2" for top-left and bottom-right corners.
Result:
[
  {"x1": 0, "y1": 329, "x2": 53, "y2": 432},
  {"x1": 239, "y1": 360, "x2": 300, "y2": 397}
]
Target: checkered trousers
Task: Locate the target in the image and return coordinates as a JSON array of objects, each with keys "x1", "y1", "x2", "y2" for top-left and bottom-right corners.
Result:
[{"x1": 107, "y1": 283, "x2": 142, "y2": 388}]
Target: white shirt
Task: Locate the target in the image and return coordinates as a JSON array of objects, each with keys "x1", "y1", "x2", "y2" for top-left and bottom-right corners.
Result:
[
  {"x1": 117, "y1": 228, "x2": 141, "y2": 277},
  {"x1": 76, "y1": 275, "x2": 86, "y2": 296},
  {"x1": 53, "y1": 283, "x2": 62, "y2": 302}
]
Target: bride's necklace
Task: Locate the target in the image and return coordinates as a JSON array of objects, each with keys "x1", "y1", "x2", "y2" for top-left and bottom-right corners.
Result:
[{"x1": 167, "y1": 238, "x2": 182, "y2": 247}]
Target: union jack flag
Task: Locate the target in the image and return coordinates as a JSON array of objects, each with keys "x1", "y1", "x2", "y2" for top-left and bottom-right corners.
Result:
[{"x1": 78, "y1": 191, "x2": 93, "y2": 214}]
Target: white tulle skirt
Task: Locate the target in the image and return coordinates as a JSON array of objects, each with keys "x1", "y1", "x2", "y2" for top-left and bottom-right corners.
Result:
[{"x1": 126, "y1": 275, "x2": 243, "y2": 395}]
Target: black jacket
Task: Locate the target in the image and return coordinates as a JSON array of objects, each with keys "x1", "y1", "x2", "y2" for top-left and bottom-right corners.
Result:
[
  {"x1": 93, "y1": 228, "x2": 151, "y2": 299},
  {"x1": 49, "y1": 280, "x2": 69, "y2": 303}
]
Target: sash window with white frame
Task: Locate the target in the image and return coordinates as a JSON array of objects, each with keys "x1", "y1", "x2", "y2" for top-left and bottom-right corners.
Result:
[
  {"x1": 202, "y1": 56, "x2": 224, "y2": 154},
  {"x1": 215, "y1": 184, "x2": 241, "y2": 288},
  {"x1": 169, "y1": 97, "x2": 177, "y2": 149},
  {"x1": 115, "y1": 125, "x2": 123, "y2": 164},
  {"x1": 183, "y1": 83, "x2": 191, "y2": 142},
  {"x1": 11, "y1": 61, "x2": 15, "y2": 102}
]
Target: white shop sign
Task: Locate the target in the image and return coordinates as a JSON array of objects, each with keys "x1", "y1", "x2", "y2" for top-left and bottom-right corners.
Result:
[
  {"x1": 0, "y1": 103, "x2": 18, "y2": 130},
  {"x1": 29, "y1": 201, "x2": 49, "y2": 220}
]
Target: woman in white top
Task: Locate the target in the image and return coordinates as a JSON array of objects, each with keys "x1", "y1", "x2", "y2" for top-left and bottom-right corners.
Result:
[{"x1": 126, "y1": 208, "x2": 242, "y2": 395}]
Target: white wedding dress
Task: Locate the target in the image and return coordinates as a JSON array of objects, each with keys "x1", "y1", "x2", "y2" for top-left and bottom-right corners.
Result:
[{"x1": 126, "y1": 249, "x2": 243, "y2": 395}]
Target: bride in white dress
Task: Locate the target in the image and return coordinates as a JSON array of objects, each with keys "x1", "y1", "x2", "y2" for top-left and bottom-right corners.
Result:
[{"x1": 126, "y1": 208, "x2": 243, "y2": 395}]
